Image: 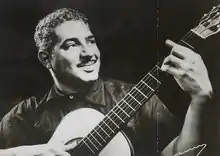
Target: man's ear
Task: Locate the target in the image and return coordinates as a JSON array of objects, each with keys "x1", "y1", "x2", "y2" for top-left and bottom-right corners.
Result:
[{"x1": 38, "y1": 51, "x2": 52, "y2": 69}]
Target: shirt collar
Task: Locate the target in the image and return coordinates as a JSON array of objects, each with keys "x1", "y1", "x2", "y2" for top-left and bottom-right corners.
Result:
[{"x1": 45, "y1": 79, "x2": 106, "y2": 106}]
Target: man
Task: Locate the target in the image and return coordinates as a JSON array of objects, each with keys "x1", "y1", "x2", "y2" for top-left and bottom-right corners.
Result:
[{"x1": 0, "y1": 8, "x2": 213, "y2": 156}]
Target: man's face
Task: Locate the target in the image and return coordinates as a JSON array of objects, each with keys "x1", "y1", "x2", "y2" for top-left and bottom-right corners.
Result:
[{"x1": 51, "y1": 20, "x2": 101, "y2": 82}]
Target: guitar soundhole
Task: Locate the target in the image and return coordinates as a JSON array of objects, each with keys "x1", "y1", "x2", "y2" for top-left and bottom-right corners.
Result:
[
  {"x1": 65, "y1": 137, "x2": 83, "y2": 145},
  {"x1": 65, "y1": 137, "x2": 96, "y2": 156}
]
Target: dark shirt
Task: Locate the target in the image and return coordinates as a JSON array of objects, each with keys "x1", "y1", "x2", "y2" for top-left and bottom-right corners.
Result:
[{"x1": 0, "y1": 78, "x2": 177, "y2": 155}]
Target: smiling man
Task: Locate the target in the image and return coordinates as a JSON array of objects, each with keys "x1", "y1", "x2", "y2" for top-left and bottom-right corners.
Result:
[
  {"x1": 0, "y1": 8, "x2": 213, "y2": 156},
  {"x1": 37, "y1": 13, "x2": 101, "y2": 93}
]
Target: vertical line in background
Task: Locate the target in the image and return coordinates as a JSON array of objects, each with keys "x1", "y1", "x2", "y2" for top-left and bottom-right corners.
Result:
[{"x1": 156, "y1": 0, "x2": 160, "y2": 154}]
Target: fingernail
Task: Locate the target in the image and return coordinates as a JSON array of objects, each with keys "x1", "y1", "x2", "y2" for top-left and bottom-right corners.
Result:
[
  {"x1": 165, "y1": 39, "x2": 176, "y2": 48},
  {"x1": 161, "y1": 65, "x2": 166, "y2": 71}
]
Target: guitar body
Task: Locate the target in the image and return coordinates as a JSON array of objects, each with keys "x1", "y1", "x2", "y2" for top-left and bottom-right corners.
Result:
[{"x1": 48, "y1": 108, "x2": 132, "y2": 156}]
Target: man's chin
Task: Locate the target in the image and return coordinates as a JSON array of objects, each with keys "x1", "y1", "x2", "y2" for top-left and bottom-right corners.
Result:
[{"x1": 78, "y1": 73, "x2": 99, "y2": 82}]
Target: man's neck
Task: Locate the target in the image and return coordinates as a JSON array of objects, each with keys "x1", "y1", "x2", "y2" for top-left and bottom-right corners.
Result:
[
  {"x1": 54, "y1": 79, "x2": 96, "y2": 95},
  {"x1": 49, "y1": 68, "x2": 97, "y2": 95}
]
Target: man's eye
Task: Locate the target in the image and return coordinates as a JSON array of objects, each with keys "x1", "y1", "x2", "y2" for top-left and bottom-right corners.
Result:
[
  {"x1": 62, "y1": 42, "x2": 77, "y2": 50},
  {"x1": 67, "y1": 42, "x2": 77, "y2": 47},
  {"x1": 88, "y1": 39, "x2": 96, "y2": 44}
]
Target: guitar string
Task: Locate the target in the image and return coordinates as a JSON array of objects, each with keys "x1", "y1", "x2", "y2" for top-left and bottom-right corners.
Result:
[{"x1": 77, "y1": 25, "x2": 200, "y2": 153}]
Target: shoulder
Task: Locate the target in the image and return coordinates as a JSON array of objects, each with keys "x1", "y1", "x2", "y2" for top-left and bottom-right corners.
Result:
[
  {"x1": 0, "y1": 93, "x2": 46, "y2": 124},
  {"x1": 0, "y1": 96, "x2": 40, "y2": 147}
]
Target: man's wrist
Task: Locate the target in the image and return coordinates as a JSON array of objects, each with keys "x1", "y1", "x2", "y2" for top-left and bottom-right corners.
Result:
[{"x1": 190, "y1": 93, "x2": 213, "y2": 111}]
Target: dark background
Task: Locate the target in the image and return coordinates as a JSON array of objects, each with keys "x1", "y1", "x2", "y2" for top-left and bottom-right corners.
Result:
[{"x1": 0, "y1": 0, "x2": 219, "y2": 155}]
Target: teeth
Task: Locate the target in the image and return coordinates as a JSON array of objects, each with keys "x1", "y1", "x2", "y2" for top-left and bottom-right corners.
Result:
[
  {"x1": 84, "y1": 60, "x2": 96, "y2": 66},
  {"x1": 87, "y1": 61, "x2": 94, "y2": 66}
]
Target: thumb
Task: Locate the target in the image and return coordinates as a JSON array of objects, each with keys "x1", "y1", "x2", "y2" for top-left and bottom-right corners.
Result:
[
  {"x1": 165, "y1": 39, "x2": 177, "y2": 49},
  {"x1": 63, "y1": 141, "x2": 78, "y2": 151}
]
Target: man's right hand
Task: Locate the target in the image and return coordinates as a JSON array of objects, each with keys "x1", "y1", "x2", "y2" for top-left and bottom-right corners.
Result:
[{"x1": 0, "y1": 142, "x2": 77, "y2": 156}]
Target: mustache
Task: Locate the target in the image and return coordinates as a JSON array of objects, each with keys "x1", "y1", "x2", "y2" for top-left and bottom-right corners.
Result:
[{"x1": 77, "y1": 55, "x2": 98, "y2": 67}]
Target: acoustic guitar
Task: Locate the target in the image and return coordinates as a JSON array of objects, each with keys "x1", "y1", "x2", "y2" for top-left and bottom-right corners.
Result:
[{"x1": 48, "y1": 5, "x2": 220, "y2": 156}]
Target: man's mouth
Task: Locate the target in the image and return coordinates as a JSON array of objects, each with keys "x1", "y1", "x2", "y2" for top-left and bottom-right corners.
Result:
[{"x1": 77, "y1": 59, "x2": 97, "y2": 68}]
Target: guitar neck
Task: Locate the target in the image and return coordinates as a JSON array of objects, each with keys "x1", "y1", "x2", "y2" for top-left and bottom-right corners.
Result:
[{"x1": 179, "y1": 29, "x2": 204, "y2": 49}]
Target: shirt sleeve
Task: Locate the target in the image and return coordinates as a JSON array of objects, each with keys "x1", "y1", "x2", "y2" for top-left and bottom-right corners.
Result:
[{"x1": 0, "y1": 98, "x2": 36, "y2": 148}]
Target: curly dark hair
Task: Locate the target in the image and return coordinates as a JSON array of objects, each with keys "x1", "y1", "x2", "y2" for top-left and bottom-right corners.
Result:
[{"x1": 34, "y1": 8, "x2": 88, "y2": 53}]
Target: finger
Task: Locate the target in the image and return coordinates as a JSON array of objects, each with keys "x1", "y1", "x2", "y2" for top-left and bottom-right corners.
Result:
[
  {"x1": 163, "y1": 55, "x2": 185, "y2": 69},
  {"x1": 166, "y1": 40, "x2": 185, "y2": 60},
  {"x1": 172, "y1": 47, "x2": 199, "y2": 63},
  {"x1": 165, "y1": 39, "x2": 176, "y2": 49},
  {"x1": 63, "y1": 141, "x2": 78, "y2": 151},
  {"x1": 166, "y1": 39, "x2": 197, "y2": 61},
  {"x1": 161, "y1": 64, "x2": 185, "y2": 78}
]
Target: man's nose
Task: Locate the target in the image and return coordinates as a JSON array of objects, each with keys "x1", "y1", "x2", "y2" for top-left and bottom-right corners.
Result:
[{"x1": 81, "y1": 45, "x2": 93, "y2": 56}]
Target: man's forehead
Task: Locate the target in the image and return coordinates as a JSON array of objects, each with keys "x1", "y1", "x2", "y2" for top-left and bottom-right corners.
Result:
[{"x1": 54, "y1": 20, "x2": 92, "y2": 40}]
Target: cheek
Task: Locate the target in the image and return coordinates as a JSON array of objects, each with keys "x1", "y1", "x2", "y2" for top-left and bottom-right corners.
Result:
[
  {"x1": 63, "y1": 48, "x2": 80, "y2": 61},
  {"x1": 60, "y1": 49, "x2": 80, "y2": 64},
  {"x1": 51, "y1": 54, "x2": 77, "y2": 72},
  {"x1": 94, "y1": 46, "x2": 101, "y2": 57}
]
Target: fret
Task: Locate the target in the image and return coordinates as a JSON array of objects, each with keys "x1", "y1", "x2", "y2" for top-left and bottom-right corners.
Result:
[
  {"x1": 148, "y1": 73, "x2": 161, "y2": 84},
  {"x1": 106, "y1": 115, "x2": 120, "y2": 128},
  {"x1": 93, "y1": 128, "x2": 106, "y2": 143},
  {"x1": 112, "y1": 110, "x2": 125, "y2": 123},
  {"x1": 122, "y1": 99, "x2": 136, "y2": 111},
  {"x1": 127, "y1": 93, "x2": 142, "y2": 105},
  {"x1": 82, "y1": 139, "x2": 96, "y2": 154},
  {"x1": 117, "y1": 105, "x2": 130, "y2": 117},
  {"x1": 86, "y1": 136, "x2": 99, "y2": 150},
  {"x1": 131, "y1": 88, "x2": 147, "y2": 102},
  {"x1": 97, "y1": 124, "x2": 111, "y2": 138},
  {"x1": 140, "y1": 80, "x2": 152, "y2": 91},
  {"x1": 133, "y1": 86, "x2": 148, "y2": 99},
  {"x1": 102, "y1": 120, "x2": 115, "y2": 133},
  {"x1": 89, "y1": 132, "x2": 103, "y2": 147},
  {"x1": 155, "y1": 65, "x2": 161, "y2": 71},
  {"x1": 140, "y1": 80, "x2": 154, "y2": 92}
]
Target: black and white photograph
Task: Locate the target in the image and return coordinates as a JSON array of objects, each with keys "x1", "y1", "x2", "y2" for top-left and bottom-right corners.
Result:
[{"x1": 0, "y1": 0, "x2": 219, "y2": 155}]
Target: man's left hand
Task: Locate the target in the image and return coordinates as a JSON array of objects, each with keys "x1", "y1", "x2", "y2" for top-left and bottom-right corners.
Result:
[{"x1": 161, "y1": 39, "x2": 213, "y2": 101}]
